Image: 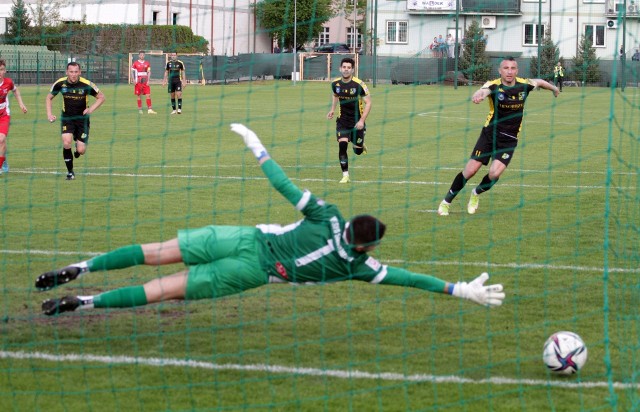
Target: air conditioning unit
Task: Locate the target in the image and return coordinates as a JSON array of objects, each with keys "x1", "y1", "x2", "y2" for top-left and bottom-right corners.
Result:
[
  {"x1": 481, "y1": 16, "x2": 497, "y2": 29},
  {"x1": 607, "y1": 19, "x2": 618, "y2": 29}
]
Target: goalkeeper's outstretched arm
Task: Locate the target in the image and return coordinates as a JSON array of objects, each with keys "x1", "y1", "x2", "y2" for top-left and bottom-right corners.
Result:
[
  {"x1": 230, "y1": 123, "x2": 305, "y2": 206},
  {"x1": 381, "y1": 268, "x2": 505, "y2": 308}
]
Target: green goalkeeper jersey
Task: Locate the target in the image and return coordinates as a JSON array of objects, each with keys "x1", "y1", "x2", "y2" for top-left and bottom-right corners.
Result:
[{"x1": 255, "y1": 159, "x2": 447, "y2": 293}]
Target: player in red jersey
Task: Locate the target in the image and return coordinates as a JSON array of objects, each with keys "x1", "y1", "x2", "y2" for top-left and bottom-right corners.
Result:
[
  {"x1": 0, "y1": 59, "x2": 28, "y2": 175},
  {"x1": 131, "y1": 51, "x2": 157, "y2": 115}
]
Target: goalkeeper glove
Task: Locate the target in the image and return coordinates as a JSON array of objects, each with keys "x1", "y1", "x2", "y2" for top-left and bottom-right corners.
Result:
[
  {"x1": 452, "y1": 272, "x2": 505, "y2": 307},
  {"x1": 230, "y1": 123, "x2": 269, "y2": 161}
]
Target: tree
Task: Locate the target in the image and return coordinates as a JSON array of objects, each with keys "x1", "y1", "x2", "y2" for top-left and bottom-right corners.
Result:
[
  {"x1": 458, "y1": 20, "x2": 491, "y2": 83},
  {"x1": 530, "y1": 29, "x2": 560, "y2": 80},
  {"x1": 5, "y1": 0, "x2": 33, "y2": 44},
  {"x1": 255, "y1": 0, "x2": 334, "y2": 51},
  {"x1": 572, "y1": 35, "x2": 601, "y2": 84},
  {"x1": 28, "y1": 0, "x2": 68, "y2": 28}
]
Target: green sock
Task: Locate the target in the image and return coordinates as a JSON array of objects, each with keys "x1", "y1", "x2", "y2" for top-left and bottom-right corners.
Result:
[
  {"x1": 93, "y1": 286, "x2": 148, "y2": 308},
  {"x1": 87, "y1": 245, "x2": 145, "y2": 271}
]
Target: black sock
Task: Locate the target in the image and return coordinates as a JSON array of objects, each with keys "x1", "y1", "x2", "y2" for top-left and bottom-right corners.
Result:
[
  {"x1": 444, "y1": 172, "x2": 467, "y2": 203},
  {"x1": 474, "y1": 174, "x2": 499, "y2": 195},
  {"x1": 178, "y1": 99, "x2": 182, "y2": 109},
  {"x1": 63, "y1": 148, "x2": 73, "y2": 172},
  {"x1": 171, "y1": 99, "x2": 176, "y2": 110},
  {"x1": 338, "y1": 141, "x2": 349, "y2": 172}
]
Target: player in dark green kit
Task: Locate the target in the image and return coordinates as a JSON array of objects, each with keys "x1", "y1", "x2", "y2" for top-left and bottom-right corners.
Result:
[
  {"x1": 162, "y1": 52, "x2": 187, "y2": 114},
  {"x1": 327, "y1": 57, "x2": 372, "y2": 183},
  {"x1": 437, "y1": 57, "x2": 559, "y2": 216},
  {"x1": 45, "y1": 62, "x2": 105, "y2": 180},
  {"x1": 35, "y1": 124, "x2": 504, "y2": 316}
]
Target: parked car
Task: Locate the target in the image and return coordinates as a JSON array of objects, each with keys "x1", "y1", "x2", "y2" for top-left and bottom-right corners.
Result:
[{"x1": 314, "y1": 43, "x2": 352, "y2": 53}]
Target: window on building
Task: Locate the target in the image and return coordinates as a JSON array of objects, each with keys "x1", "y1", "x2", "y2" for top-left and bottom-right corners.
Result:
[
  {"x1": 172, "y1": 13, "x2": 179, "y2": 25},
  {"x1": 347, "y1": 27, "x2": 362, "y2": 49},
  {"x1": 153, "y1": 11, "x2": 159, "y2": 25},
  {"x1": 584, "y1": 24, "x2": 605, "y2": 47},
  {"x1": 319, "y1": 27, "x2": 329, "y2": 46},
  {"x1": 523, "y1": 23, "x2": 545, "y2": 46},
  {"x1": 387, "y1": 21, "x2": 408, "y2": 44},
  {"x1": 0, "y1": 18, "x2": 6, "y2": 35}
]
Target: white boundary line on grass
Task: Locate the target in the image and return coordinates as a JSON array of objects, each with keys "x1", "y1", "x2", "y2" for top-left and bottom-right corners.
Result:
[
  {"x1": 0, "y1": 350, "x2": 637, "y2": 390},
  {"x1": 3, "y1": 248, "x2": 639, "y2": 274},
  {"x1": 0, "y1": 169, "x2": 622, "y2": 190}
]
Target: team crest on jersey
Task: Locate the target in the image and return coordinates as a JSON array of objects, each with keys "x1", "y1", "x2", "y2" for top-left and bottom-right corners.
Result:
[
  {"x1": 336, "y1": 86, "x2": 341, "y2": 94},
  {"x1": 350, "y1": 88, "x2": 356, "y2": 95},
  {"x1": 519, "y1": 92, "x2": 526, "y2": 100},
  {"x1": 498, "y1": 93, "x2": 505, "y2": 101},
  {"x1": 275, "y1": 262, "x2": 288, "y2": 279}
]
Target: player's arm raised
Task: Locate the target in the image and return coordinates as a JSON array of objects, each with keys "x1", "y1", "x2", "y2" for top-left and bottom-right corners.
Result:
[{"x1": 230, "y1": 123, "x2": 306, "y2": 206}]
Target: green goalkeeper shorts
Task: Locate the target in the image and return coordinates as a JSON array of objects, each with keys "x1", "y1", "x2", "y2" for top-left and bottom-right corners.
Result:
[{"x1": 178, "y1": 225, "x2": 268, "y2": 300}]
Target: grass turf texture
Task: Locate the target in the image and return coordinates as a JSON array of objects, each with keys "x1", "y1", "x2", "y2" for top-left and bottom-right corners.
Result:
[{"x1": 0, "y1": 81, "x2": 638, "y2": 411}]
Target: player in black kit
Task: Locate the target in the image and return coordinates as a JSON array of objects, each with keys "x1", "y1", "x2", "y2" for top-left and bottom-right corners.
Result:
[{"x1": 327, "y1": 58, "x2": 372, "y2": 183}]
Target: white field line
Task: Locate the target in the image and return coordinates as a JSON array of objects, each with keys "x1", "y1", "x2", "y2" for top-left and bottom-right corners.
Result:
[
  {"x1": 0, "y1": 350, "x2": 636, "y2": 390},
  {"x1": 0, "y1": 168, "x2": 627, "y2": 190},
  {"x1": 3, "y1": 249, "x2": 638, "y2": 274}
]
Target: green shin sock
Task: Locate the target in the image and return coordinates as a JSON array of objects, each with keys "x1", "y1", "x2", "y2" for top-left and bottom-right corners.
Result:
[
  {"x1": 93, "y1": 286, "x2": 148, "y2": 308},
  {"x1": 87, "y1": 245, "x2": 145, "y2": 271}
]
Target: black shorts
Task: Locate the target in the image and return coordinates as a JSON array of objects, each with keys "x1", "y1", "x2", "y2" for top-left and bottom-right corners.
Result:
[
  {"x1": 336, "y1": 123, "x2": 366, "y2": 146},
  {"x1": 470, "y1": 128, "x2": 518, "y2": 166},
  {"x1": 61, "y1": 118, "x2": 90, "y2": 143},
  {"x1": 168, "y1": 79, "x2": 183, "y2": 93}
]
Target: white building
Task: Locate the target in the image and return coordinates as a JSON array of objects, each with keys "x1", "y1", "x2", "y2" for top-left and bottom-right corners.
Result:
[
  {"x1": 0, "y1": 1, "x2": 638, "y2": 60},
  {"x1": 364, "y1": 0, "x2": 640, "y2": 60},
  {"x1": 0, "y1": 0, "x2": 272, "y2": 56}
]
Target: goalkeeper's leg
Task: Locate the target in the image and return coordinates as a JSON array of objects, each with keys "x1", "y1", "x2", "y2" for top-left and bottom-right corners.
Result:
[
  {"x1": 35, "y1": 239, "x2": 183, "y2": 290},
  {"x1": 42, "y1": 271, "x2": 187, "y2": 316}
]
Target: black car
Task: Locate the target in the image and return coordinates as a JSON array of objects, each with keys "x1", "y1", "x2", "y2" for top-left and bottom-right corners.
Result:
[{"x1": 314, "y1": 43, "x2": 352, "y2": 53}]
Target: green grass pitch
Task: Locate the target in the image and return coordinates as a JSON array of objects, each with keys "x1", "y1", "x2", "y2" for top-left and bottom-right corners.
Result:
[{"x1": 0, "y1": 81, "x2": 639, "y2": 411}]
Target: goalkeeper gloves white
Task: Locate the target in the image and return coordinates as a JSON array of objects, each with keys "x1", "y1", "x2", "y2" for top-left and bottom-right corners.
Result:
[
  {"x1": 230, "y1": 123, "x2": 269, "y2": 161},
  {"x1": 452, "y1": 272, "x2": 505, "y2": 307}
]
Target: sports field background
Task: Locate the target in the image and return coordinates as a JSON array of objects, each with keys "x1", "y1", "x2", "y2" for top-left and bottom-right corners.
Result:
[{"x1": 0, "y1": 81, "x2": 639, "y2": 411}]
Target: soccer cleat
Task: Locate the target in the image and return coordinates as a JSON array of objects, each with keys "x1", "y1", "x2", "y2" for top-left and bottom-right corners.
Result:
[
  {"x1": 42, "y1": 295, "x2": 81, "y2": 316},
  {"x1": 66, "y1": 172, "x2": 75, "y2": 180},
  {"x1": 139, "y1": 109, "x2": 143, "y2": 114},
  {"x1": 177, "y1": 109, "x2": 182, "y2": 114},
  {"x1": 147, "y1": 109, "x2": 157, "y2": 114},
  {"x1": 467, "y1": 193, "x2": 480, "y2": 214},
  {"x1": 170, "y1": 110, "x2": 177, "y2": 115},
  {"x1": 74, "y1": 151, "x2": 81, "y2": 158},
  {"x1": 437, "y1": 201, "x2": 450, "y2": 216},
  {"x1": 2, "y1": 160, "x2": 8, "y2": 173},
  {"x1": 339, "y1": 175, "x2": 351, "y2": 184},
  {"x1": 35, "y1": 266, "x2": 83, "y2": 291}
]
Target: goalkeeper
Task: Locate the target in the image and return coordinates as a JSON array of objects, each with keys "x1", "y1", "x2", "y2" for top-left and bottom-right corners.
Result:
[{"x1": 35, "y1": 124, "x2": 505, "y2": 316}]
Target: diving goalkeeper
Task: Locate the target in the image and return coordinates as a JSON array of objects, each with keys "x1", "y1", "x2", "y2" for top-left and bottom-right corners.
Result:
[{"x1": 35, "y1": 124, "x2": 505, "y2": 316}]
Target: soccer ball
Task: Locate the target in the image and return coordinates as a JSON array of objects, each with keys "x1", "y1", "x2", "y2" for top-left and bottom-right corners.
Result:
[{"x1": 542, "y1": 331, "x2": 588, "y2": 375}]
